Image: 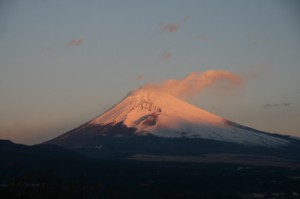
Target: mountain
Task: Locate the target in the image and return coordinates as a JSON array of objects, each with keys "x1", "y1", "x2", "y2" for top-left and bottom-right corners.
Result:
[
  {"x1": 0, "y1": 139, "x2": 88, "y2": 165},
  {"x1": 0, "y1": 139, "x2": 91, "y2": 180},
  {"x1": 46, "y1": 87, "x2": 300, "y2": 158}
]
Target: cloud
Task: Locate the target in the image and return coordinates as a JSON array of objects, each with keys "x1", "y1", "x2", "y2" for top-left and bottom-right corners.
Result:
[
  {"x1": 262, "y1": 103, "x2": 280, "y2": 108},
  {"x1": 160, "y1": 52, "x2": 172, "y2": 60},
  {"x1": 161, "y1": 16, "x2": 189, "y2": 33},
  {"x1": 131, "y1": 75, "x2": 145, "y2": 81},
  {"x1": 141, "y1": 70, "x2": 243, "y2": 98},
  {"x1": 283, "y1": 103, "x2": 291, "y2": 107},
  {"x1": 162, "y1": 22, "x2": 180, "y2": 33},
  {"x1": 66, "y1": 38, "x2": 84, "y2": 47},
  {"x1": 262, "y1": 103, "x2": 292, "y2": 109},
  {"x1": 198, "y1": 34, "x2": 209, "y2": 41},
  {"x1": 41, "y1": 47, "x2": 53, "y2": 53}
]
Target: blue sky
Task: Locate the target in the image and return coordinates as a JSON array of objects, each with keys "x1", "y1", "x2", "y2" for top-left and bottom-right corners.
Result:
[{"x1": 0, "y1": 0, "x2": 300, "y2": 144}]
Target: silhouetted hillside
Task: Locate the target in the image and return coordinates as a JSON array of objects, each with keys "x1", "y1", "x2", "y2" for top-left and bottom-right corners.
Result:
[{"x1": 1, "y1": 139, "x2": 300, "y2": 199}]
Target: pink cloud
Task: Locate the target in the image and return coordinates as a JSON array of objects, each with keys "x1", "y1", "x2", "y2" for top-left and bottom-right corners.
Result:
[
  {"x1": 161, "y1": 16, "x2": 189, "y2": 33},
  {"x1": 142, "y1": 70, "x2": 243, "y2": 98},
  {"x1": 132, "y1": 75, "x2": 145, "y2": 81},
  {"x1": 160, "y1": 52, "x2": 172, "y2": 60},
  {"x1": 163, "y1": 22, "x2": 180, "y2": 33},
  {"x1": 66, "y1": 38, "x2": 84, "y2": 47}
]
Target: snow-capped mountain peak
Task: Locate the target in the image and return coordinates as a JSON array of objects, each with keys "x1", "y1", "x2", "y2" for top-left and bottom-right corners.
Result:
[{"x1": 84, "y1": 87, "x2": 289, "y2": 147}]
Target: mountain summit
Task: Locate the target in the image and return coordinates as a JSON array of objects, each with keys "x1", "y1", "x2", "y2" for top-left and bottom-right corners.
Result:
[
  {"x1": 47, "y1": 87, "x2": 296, "y2": 154},
  {"x1": 87, "y1": 87, "x2": 290, "y2": 146}
]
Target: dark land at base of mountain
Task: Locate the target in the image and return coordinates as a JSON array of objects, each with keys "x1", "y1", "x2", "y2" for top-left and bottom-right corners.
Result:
[{"x1": 1, "y1": 140, "x2": 300, "y2": 199}]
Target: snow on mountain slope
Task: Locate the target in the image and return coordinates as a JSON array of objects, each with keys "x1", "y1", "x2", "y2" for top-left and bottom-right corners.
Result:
[{"x1": 83, "y1": 87, "x2": 289, "y2": 147}]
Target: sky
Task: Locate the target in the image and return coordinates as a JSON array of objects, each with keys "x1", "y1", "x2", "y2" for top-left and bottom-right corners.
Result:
[{"x1": 0, "y1": 0, "x2": 300, "y2": 145}]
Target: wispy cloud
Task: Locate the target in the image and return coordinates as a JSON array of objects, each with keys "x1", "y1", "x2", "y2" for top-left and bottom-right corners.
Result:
[
  {"x1": 140, "y1": 70, "x2": 243, "y2": 98},
  {"x1": 160, "y1": 16, "x2": 189, "y2": 33},
  {"x1": 40, "y1": 38, "x2": 84, "y2": 52},
  {"x1": 66, "y1": 38, "x2": 84, "y2": 47},
  {"x1": 197, "y1": 34, "x2": 209, "y2": 41},
  {"x1": 162, "y1": 22, "x2": 180, "y2": 33},
  {"x1": 283, "y1": 103, "x2": 291, "y2": 107},
  {"x1": 160, "y1": 52, "x2": 172, "y2": 60},
  {"x1": 41, "y1": 47, "x2": 53, "y2": 53},
  {"x1": 262, "y1": 103, "x2": 291, "y2": 109},
  {"x1": 131, "y1": 75, "x2": 145, "y2": 81}
]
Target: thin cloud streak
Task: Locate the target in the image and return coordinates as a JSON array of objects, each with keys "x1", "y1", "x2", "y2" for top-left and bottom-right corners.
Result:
[
  {"x1": 160, "y1": 52, "x2": 172, "y2": 60},
  {"x1": 198, "y1": 34, "x2": 209, "y2": 41},
  {"x1": 131, "y1": 75, "x2": 145, "y2": 81},
  {"x1": 160, "y1": 16, "x2": 189, "y2": 33},
  {"x1": 66, "y1": 38, "x2": 84, "y2": 47},
  {"x1": 262, "y1": 103, "x2": 292, "y2": 109},
  {"x1": 41, "y1": 47, "x2": 53, "y2": 53}
]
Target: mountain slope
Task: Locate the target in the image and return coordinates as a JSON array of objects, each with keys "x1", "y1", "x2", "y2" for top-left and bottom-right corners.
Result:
[
  {"x1": 0, "y1": 139, "x2": 87, "y2": 162},
  {"x1": 48, "y1": 87, "x2": 292, "y2": 148}
]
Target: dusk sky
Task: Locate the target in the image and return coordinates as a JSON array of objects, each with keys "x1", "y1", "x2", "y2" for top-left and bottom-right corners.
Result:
[{"x1": 1, "y1": 0, "x2": 299, "y2": 144}]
